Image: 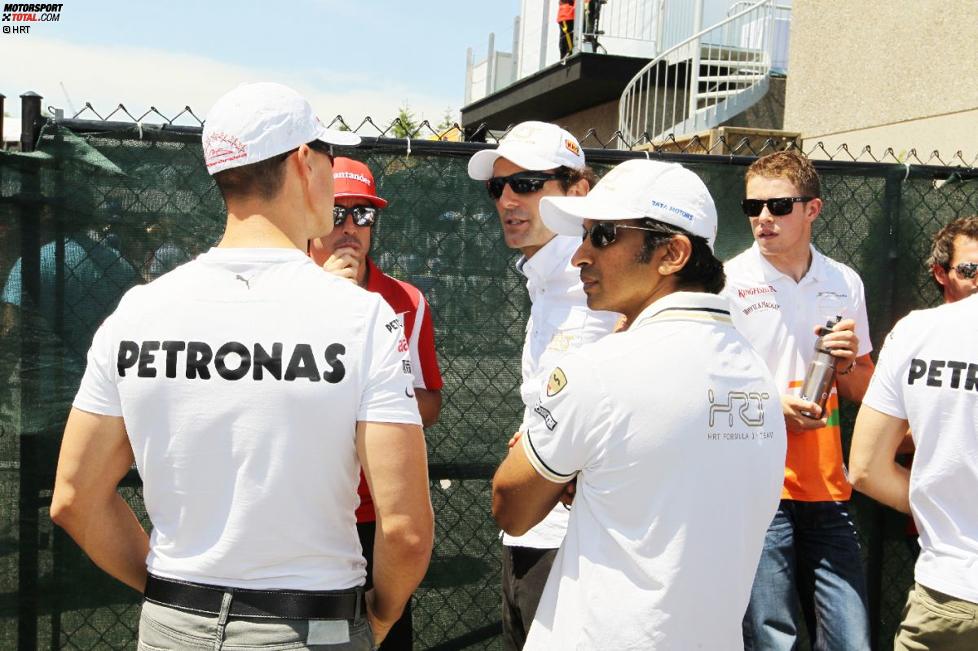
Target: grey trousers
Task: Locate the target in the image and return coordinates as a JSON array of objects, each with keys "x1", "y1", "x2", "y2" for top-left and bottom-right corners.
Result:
[{"x1": 138, "y1": 599, "x2": 375, "y2": 650}]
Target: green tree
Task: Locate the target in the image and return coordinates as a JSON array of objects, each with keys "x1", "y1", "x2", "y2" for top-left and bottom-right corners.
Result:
[
  {"x1": 436, "y1": 107, "x2": 456, "y2": 133},
  {"x1": 390, "y1": 103, "x2": 418, "y2": 138}
]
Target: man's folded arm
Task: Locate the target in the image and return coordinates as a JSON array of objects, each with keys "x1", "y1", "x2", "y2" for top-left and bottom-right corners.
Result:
[
  {"x1": 492, "y1": 435, "x2": 571, "y2": 537},
  {"x1": 51, "y1": 408, "x2": 149, "y2": 592}
]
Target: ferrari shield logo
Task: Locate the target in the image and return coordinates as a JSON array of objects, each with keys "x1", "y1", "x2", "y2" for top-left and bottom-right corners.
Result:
[{"x1": 546, "y1": 368, "x2": 568, "y2": 397}]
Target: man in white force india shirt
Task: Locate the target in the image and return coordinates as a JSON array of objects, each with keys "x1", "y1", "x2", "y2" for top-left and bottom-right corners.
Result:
[
  {"x1": 50, "y1": 82, "x2": 433, "y2": 651},
  {"x1": 723, "y1": 150, "x2": 875, "y2": 651},
  {"x1": 468, "y1": 121, "x2": 618, "y2": 650},
  {"x1": 491, "y1": 159, "x2": 786, "y2": 650}
]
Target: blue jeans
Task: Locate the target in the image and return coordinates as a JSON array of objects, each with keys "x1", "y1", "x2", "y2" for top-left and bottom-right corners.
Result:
[{"x1": 743, "y1": 499, "x2": 870, "y2": 651}]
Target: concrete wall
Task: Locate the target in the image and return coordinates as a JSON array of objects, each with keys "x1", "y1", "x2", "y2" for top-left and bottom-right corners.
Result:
[
  {"x1": 722, "y1": 76, "x2": 785, "y2": 131},
  {"x1": 550, "y1": 99, "x2": 621, "y2": 146},
  {"x1": 784, "y1": 2, "x2": 978, "y2": 162}
]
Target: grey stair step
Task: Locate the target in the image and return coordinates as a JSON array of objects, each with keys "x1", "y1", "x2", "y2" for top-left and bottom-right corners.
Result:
[
  {"x1": 695, "y1": 89, "x2": 745, "y2": 100},
  {"x1": 698, "y1": 74, "x2": 764, "y2": 82},
  {"x1": 699, "y1": 59, "x2": 765, "y2": 68}
]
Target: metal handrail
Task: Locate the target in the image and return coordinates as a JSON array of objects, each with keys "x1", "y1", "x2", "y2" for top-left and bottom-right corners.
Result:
[{"x1": 618, "y1": 0, "x2": 779, "y2": 147}]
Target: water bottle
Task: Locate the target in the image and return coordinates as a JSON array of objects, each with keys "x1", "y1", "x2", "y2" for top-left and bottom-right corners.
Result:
[{"x1": 799, "y1": 315, "x2": 842, "y2": 418}]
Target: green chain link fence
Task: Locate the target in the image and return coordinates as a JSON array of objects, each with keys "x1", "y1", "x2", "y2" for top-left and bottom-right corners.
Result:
[{"x1": 1, "y1": 114, "x2": 976, "y2": 650}]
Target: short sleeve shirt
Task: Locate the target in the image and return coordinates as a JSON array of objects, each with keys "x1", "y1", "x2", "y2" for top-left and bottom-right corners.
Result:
[
  {"x1": 510, "y1": 234, "x2": 619, "y2": 548},
  {"x1": 521, "y1": 292, "x2": 786, "y2": 650},
  {"x1": 723, "y1": 243, "x2": 872, "y2": 502},
  {"x1": 862, "y1": 294, "x2": 978, "y2": 603},
  {"x1": 73, "y1": 248, "x2": 420, "y2": 591},
  {"x1": 355, "y1": 256, "x2": 443, "y2": 522}
]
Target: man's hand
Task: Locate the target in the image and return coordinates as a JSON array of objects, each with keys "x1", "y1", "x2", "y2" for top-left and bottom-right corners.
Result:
[
  {"x1": 365, "y1": 588, "x2": 395, "y2": 646},
  {"x1": 818, "y1": 318, "x2": 859, "y2": 372},
  {"x1": 781, "y1": 394, "x2": 827, "y2": 430},
  {"x1": 507, "y1": 431, "x2": 523, "y2": 448},
  {"x1": 322, "y1": 246, "x2": 359, "y2": 282}
]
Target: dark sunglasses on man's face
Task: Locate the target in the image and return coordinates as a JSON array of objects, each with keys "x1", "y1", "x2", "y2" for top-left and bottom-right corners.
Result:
[
  {"x1": 333, "y1": 206, "x2": 377, "y2": 227},
  {"x1": 951, "y1": 261, "x2": 978, "y2": 279},
  {"x1": 741, "y1": 196, "x2": 814, "y2": 217},
  {"x1": 486, "y1": 171, "x2": 561, "y2": 200},
  {"x1": 307, "y1": 140, "x2": 335, "y2": 166},
  {"x1": 581, "y1": 221, "x2": 672, "y2": 249}
]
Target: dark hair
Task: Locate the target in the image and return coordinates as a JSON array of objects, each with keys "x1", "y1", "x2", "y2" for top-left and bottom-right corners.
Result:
[
  {"x1": 634, "y1": 218, "x2": 725, "y2": 294},
  {"x1": 557, "y1": 165, "x2": 598, "y2": 193},
  {"x1": 745, "y1": 150, "x2": 821, "y2": 199},
  {"x1": 212, "y1": 141, "x2": 331, "y2": 203},
  {"x1": 213, "y1": 149, "x2": 293, "y2": 202},
  {"x1": 927, "y1": 215, "x2": 978, "y2": 292}
]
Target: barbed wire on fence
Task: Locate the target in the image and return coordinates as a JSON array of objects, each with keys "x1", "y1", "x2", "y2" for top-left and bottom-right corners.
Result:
[{"x1": 37, "y1": 102, "x2": 978, "y2": 168}]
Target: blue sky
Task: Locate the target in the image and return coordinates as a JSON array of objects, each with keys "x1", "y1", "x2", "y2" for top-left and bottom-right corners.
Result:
[{"x1": 1, "y1": 0, "x2": 520, "y2": 136}]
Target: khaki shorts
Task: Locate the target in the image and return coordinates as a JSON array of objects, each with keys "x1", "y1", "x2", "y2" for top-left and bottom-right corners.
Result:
[
  {"x1": 138, "y1": 600, "x2": 375, "y2": 650},
  {"x1": 894, "y1": 583, "x2": 978, "y2": 651}
]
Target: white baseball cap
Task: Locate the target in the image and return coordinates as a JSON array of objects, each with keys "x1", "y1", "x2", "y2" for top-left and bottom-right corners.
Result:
[
  {"x1": 539, "y1": 159, "x2": 719, "y2": 250},
  {"x1": 467, "y1": 121, "x2": 585, "y2": 180},
  {"x1": 202, "y1": 82, "x2": 360, "y2": 175}
]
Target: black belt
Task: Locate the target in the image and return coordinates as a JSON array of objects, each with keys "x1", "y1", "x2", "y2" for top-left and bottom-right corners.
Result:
[{"x1": 144, "y1": 573, "x2": 365, "y2": 620}]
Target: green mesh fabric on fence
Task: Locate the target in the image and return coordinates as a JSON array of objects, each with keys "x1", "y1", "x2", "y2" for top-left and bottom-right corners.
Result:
[{"x1": 1, "y1": 119, "x2": 976, "y2": 650}]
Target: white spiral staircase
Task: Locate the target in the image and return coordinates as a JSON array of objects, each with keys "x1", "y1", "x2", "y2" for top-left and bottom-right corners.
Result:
[{"x1": 619, "y1": 0, "x2": 787, "y2": 147}]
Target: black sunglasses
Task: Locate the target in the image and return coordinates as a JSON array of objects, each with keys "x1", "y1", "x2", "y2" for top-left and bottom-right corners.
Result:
[
  {"x1": 307, "y1": 140, "x2": 335, "y2": 165},
  {"x1": 333, "y1": 205, "x2": 378, "y2": 227},
  {"x1": 950, "y1": 261, "x2": 978, "y2": 279},
  {"x1": 582, "y1": 221, "x2": 674, "y2": 249},
  {"x1": 741, "y1": 196, "x2": 814, "y2": 217},
  {"x1": 486, "y1": 171, "x2": 562, "y2": 200}
]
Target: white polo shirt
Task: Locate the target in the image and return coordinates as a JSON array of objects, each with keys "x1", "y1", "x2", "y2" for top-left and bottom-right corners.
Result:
[
  {"x1": 509, "y1": 234, "x2": 619, "y2": 549},
  {"x1": 862, "y1": 294, "x2": 978, "y2": 604},
  {"x1": 723, "y1": 243, "x2": 872, "y2": 502},
  {"x1": 522, "y1": 292, "x2": 786, "y2": 650},
  {"x1": 73, "y1": 248, "x2": 421, "y2": 591}
]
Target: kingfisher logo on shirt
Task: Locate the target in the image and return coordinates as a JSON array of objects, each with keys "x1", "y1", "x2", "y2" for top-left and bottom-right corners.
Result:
[
  {"x1": 737, "y1": 285, "x2": 776, "y2": 299},
  {"x1": 116, "y1": 340, "x2": 347, "y2": 383}
]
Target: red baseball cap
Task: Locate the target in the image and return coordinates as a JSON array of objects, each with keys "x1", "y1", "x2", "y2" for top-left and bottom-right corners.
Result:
[{"x1": 332, "y1": 157, "x2": 389, "y2": 208}]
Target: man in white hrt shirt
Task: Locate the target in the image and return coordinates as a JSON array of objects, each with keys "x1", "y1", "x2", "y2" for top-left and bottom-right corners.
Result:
[
  {"x1": 468, "y1": 121, "x2": 618, "y2": 650},
  {"x1": 491, "y1": 159, "x2": 786, "y2": 650},
  {"x1": 50, "y1": 82, "x2": 433, "y2": 651}
]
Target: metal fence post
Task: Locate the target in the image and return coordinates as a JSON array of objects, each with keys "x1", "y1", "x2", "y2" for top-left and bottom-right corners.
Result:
[
  {"x1": 862, "y1": 166, "x2": 908, "y2": 650},
  {"x1": 20, "y1": 92, "x2": 42, "y2": 152},
  {"x1": 17, "y1": 90, "x2": 43, "y2": 651}
]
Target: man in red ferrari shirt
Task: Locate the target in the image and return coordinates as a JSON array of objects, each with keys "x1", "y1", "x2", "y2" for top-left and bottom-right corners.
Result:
[{"x1": 310, "y1": 157, "x2": 443, "y2": 650}]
